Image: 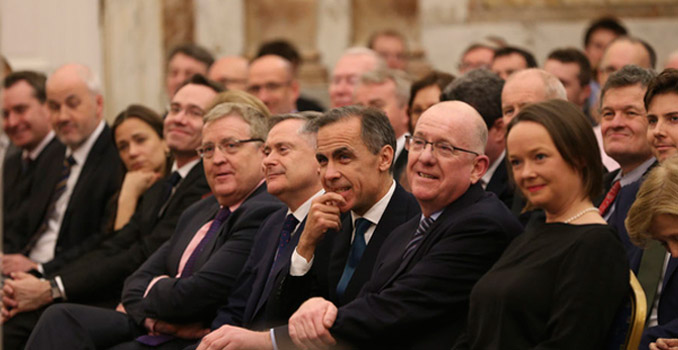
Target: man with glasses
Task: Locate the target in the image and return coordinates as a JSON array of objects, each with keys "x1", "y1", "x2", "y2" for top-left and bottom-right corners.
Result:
[
  {"x1": 247, "y1": 55, "x2": 300, "y2": 115},
  {"x1": 25, "y1": 102, "x2": 283, "y2": 349},
  {"x1": 1, "y1": 75, "x2": 219, "y2": 349},
  {"x1": 276, "y1": 101, "x2": 522, "y2": 350}
]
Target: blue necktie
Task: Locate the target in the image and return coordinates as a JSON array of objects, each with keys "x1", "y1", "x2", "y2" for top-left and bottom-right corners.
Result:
[
  {"x1": 274, "y1": 213, "x2": 300, "y2": 262},
  {"x1": 402, "y1": 216, "x2": 434, "y2": 261},
  {"x1": 335, "y1": 218, "x2": 371, "y2": 299}
]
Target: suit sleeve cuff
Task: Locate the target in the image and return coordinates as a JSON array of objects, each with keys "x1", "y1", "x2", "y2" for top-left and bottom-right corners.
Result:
[
  {"x1": 290, "y1": 249, "x2": 313, "y2": 276},
  {"x1": 270, "y1": 328, "x2": 279, "y2": 350}
]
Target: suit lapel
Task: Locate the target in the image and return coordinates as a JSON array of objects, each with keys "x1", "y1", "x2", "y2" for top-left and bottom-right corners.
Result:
[{"x1": 328, "y1": 216, "x2": 354, "y2": 300}]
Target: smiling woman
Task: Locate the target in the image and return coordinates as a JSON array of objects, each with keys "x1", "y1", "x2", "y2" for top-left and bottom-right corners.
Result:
[
  {"x1": 111, "y1": 104, "x2": 169, "y2": 230},
  {"x1": 457, "y1": 99, "x2": 629, "y2": 350}
]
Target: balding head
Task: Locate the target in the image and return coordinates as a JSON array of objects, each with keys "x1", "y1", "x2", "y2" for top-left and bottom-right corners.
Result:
[
  {"x1": 46, "y1": 64, "x2": 104, "y2": 150},
  {"x1": 598, "y1": 37, "x2": 654, "y2": 87},
  {"x1": 408, "y1": 101, "x2": 489, "y2": 216},
  {"x1": 502, "y1": 68, "x2": 566, "y2": 124},
  {"x1": 247, "y1": 55, "x2": 299, "y2": 114},
  {"x1": 208, "y1": 56, "x2": 249, "y2": 90}
]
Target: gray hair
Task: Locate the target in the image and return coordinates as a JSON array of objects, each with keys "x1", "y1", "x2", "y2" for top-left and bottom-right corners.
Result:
[
  {"x1": 358, "y1": 68, "x2": 411, "y2": 107},
  {"x1": 600, "y1": 65, "x2": 657, "y2": 108},
  {"x1": 305, "y1": 106, "x2": 397, "y2": 173},
  {"x1": 268, "y1": 111, "x2": 322, "y2": 147},
  {"x1": 204, "y1": 102, "x2": 269, "y2": 140},
  {"x1": 442, "y1": 68, "x2": 504, "y2": 129},
  {"x1": 342, "y1": 47, "x2": 387, "y2": 71}
]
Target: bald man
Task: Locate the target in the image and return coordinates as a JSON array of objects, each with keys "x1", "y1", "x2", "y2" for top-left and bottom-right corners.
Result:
[
  {"x1": 2, "y1": 64, "x2": 122, "y2": 349},
  {"x1": 598, "y1": 36, "x2": 655, "y2": 87},
  {"x1": 209, "y1": 56, "x2": 249, "y2": 91},
  {"x1": 276, "y1": 102, "x2": 522, "y2": 350},
  {"x1": 247, "y1": 55, "x2": 300, "y2": 115}
]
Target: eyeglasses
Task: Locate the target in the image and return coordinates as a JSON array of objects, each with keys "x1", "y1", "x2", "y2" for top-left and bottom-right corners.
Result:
[
  {"x1": 167, "y1": 103, "x2": 205, "y2": 119},
  {"x1": 246, "y1": 81, "x2": 290, "y2": 94},
  {"x1": 196, "y1": 138, "x2": 264, "y2": 158},
  {"x1": 405, "y1": 135, "x2": 479, "y2": 158}
]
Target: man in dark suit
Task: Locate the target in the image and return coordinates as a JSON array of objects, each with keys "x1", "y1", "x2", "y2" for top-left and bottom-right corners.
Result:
[
  {"x1": 441, "y1": 68, "x2": 512, "y2": 209},
  {"x1": 0, "y1": 75, "x2": 221, "y2": 348},
  {"x1": 278, "y1": 101, "x2": 522, "y2": 350},
  {"x1": 634, "y1": 68, "x2": 678, "y2": 349},
  {"x1": 24, "y1": 102, "x2": 283, "y2": 349},
  {"x1": 354, "y1": 69, "x2": 411, "y2": 182},
  {"x1": 2, "y1": 63, "x2": 123, "y2": 350},
  {"x1": 183, "y1": 112, "x2": 324, "y2": 349},
  {"x1": 1, "y1": 71, "x2": 64, "y2": 253},
  {"x1": 194, "y1": 106, "x2": 421, "y2": 349}
]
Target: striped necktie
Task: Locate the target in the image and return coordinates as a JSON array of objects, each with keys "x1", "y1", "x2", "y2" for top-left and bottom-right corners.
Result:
[{"x1": 402, "y1": 216, "x2": 435, "y2": 261}]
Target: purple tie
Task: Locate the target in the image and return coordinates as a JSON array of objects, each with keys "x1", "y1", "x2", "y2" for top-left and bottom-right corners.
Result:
[{"x1": 181, "y1": 207, "x2": 230, "y2": 277}]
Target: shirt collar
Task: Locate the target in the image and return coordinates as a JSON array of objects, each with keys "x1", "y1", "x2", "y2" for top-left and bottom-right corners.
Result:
[
  {"x1": 616, "y1": 157, "x2": 656, "y2": 186},
  {"x1": 68, "y1": 120, "x2": 105, "y2": 166},
  {"x1": 171, "y1": 158, "x2": 200, "y2": 179},
  {"x1": 395, "y1": 133, "x2": 409, "y2": 159},
  {"x1": 350, "y1": 179, "x2": 396, "y2": 226},
  {"x1": 481, "y1": 150, "x2": 505, "y2": 188},
  {"x1": 23, "y1": 131, "x2": 55, "y2": 160},
  {"x1": 288, "y1": 189, "x2": 325, "y2": 222}
]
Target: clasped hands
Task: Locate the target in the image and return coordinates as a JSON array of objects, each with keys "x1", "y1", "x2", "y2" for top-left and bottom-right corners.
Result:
[
  {"x1": 195, "y1": 297, "x2": 338, "y2": 350},
  {"x1": 651, "y1": 338, "x2": 678, "y2": 350},
  {"x1": 1, "y1": 272, "x2": 51, "y2": 322}
]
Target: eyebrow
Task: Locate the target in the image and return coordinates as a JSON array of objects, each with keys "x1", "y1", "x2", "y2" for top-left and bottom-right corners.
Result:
[{"x1": 331, "y1": 146, "x2": 352, "y2": 158}]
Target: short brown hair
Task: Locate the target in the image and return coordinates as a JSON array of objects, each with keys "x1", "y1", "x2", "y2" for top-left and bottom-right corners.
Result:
[
  {"x1": 506, "y1": 99, "x2": 604, "y2": 211},
  {"x1": 626, "y1": 156, "x2": 678, "y2": 246},
  {"x1": 644, "y1": 68, "x2": 678, "y2": 110},
  {"x1": 3, "y1": 70, "x2": 47, "y2": 103}
]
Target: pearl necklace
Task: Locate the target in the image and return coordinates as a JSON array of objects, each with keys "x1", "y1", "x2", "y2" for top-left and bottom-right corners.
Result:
[{"x1": 563, "y1": 207, "x2": 599, "y2": 224}]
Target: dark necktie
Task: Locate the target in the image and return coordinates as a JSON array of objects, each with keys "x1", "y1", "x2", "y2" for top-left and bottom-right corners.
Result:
[
  {"x1": 637, "y1": 240, "x2": 667, "y2": 315},
  {"x1": 21, "y1": 155, "x2": 31, "y2": 174},
  {"x1": 180, "y1": 207, "x2": 230, "y2": 277},
  {"x1": 274, "y1": 214, "x2": 300, "y2": 262},
  {"x1": 23, "y1": 155, "x2": 76, "y2": 254},
  {"x1": 157, "y1": 171, "x2": 182, "y2": 217},
  {"x1": 599, "y1": 180, "x2": 621, "y2": 216},
  {"x1": 402, "y1": 216, "x2": 435, "y2": 262},
  {"x1": 335, "y1": 218, "x2": 371, "y2": 299}
]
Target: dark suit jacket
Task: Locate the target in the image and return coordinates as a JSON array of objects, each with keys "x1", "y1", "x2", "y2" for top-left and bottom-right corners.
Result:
[
  {"x1": 210, "y1": 207, "x2": 308, "y2": 331},
  {"x1": 296, "y1": 95, "x2": 325, "y2": 112},
  {"x1": 272, "y1": 183, "x2": 420, "y2": 316},
  {"x1": 15, "y1": 125, "x2": 122, "y2": 259},
  {"x1": 43, "y1": 162, "x2": 211, "y2": 306},
  {"x1": 640, "y1": 257, "x2": 678, "y2": 348},
  {"x1": 277, "y1": 184, "x2": 522, "y2": 350},
  {"x1": 485, "y1": 155, "x2": 514, "y2": 210},
  {"x1": 3, "y1": 137, "x2": 65, "y2": 253},
  {"x1": 121, "y1": 184, "x2": 282, "y2": 325}
]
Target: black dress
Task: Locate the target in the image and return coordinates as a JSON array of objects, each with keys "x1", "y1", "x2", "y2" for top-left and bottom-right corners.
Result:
[{"x1": 464, "y1": 219, "x2": 629, "y2": 350}]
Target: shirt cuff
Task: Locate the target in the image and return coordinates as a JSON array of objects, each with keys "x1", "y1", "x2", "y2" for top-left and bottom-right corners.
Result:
[
  {"x1": 290, "y1": 248, "x2": 314, "y2": 276},
  {"x1": 144, "y1": 275, "x2": 169, "y2": 297},
  {"x1": 36, "y1": 263, "x2": 44, "y2": 274},
  {"x1": 270, "y1": 328, "x2": 279, "y2": 350},
  {"x1": 54, "y1": 276, "x2": 68, "y2": 301}
]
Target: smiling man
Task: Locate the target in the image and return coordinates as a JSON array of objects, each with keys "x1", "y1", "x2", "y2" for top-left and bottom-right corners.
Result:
[
  {"x1": 2, "y1": 71, "x2": 64, "y2": 255},
  {"x1": 278, "y1": 101, "x2": 521, "y2": 349},
  {"x1": 25, "y1": 102, "x2": 283, "y2": 350}
]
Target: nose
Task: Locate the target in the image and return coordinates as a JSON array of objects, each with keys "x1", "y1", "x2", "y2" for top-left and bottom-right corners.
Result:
[
  {"x1": 653, "y1": 118, "x2": 667, "y2": 137},
  {"x1": 263, "y1": 150, "x2": 277, "y2": 167},
  {"x1": 608, "y1": 112, "x2": 625, "y2": 128},
  {"x1": 211, "y1": 145, "x2": 228, "y2": 165},
  {"x1": 5, "y1": 112, "x2": 19, "y2": 128},
  {"x1": 323, "y1": 160, "x2": 341, "y2": 182},
  {"x1": 128, "y1": 142, "x2": 140, "y2": 157}
]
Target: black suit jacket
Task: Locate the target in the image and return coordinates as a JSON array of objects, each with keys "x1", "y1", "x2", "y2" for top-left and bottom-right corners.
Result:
[
  {"x1": 43, "y1": 162, "x2": 211, "y2": 306},
  {"x1": 16, "y1": 125, "x2": 122, "y2": 259},
  {"x1": 485, "y1": 155, "x2": 514, "y2": 209},
  {"x1": 392, "y1": 149, "x2": 408, "y2": 183},
  {"x1": 121, "y1": 184, "x2": 283, "y2": 325},
  {"x1": 3, "y1": 137, "x2": 65, "y2": 253},
  {"x1": 210, "y1": 207, "x2": 308, "y2": 331},
  {"x1": 277, "y1": 184, "x2": 522, "y2": 350}
]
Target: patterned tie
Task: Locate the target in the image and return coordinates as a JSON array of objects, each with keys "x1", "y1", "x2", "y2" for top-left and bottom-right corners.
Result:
[
  {"x1": 157, "y1": 171, "x2": 182, "y2": 217},
  {"x1": 402, "y1": 216, "x2": 435, "y2": 262},
  {"x1": 599, "y1": 180, "x2": 621, "y2": 216},
  {"x1": 335, "y1": 218, "x2": 371, "y2": 299},
  {"x1": 180, "y1": 207, "x2": 230, "y2": 277},
  {"x1": 637, "y1": 240, "x2": 667, "y2": 313},
  {"x1": 274, "y1": 214, "x2": 300, "y2": 262},
  {"x1": 23, "y1": 155, "x2": 76, "y2": 254}
]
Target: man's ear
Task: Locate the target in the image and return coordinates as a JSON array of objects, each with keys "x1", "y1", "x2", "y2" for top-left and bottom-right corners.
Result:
[
  {"x1": 378, "y1": 145, "x2": 395, "y2": 173},
  {"x1": 470, "y1": 155, "x2": 490, "y2": 184}
]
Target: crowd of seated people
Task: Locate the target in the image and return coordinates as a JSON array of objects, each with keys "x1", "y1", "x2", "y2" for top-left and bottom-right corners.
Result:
[{"x1": 2, "y1": 15, "x2": 678, "y2": 350}]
